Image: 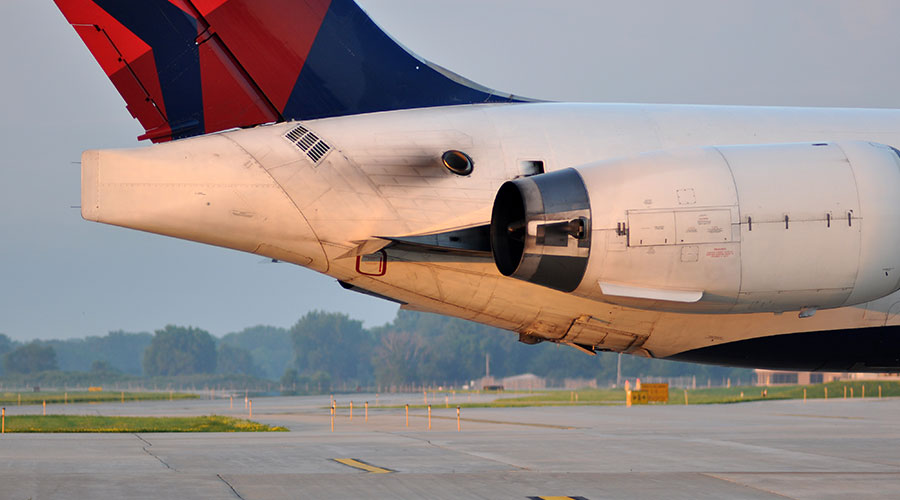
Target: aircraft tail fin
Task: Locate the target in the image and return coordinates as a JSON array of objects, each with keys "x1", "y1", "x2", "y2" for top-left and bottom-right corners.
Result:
[{"x1": 55, "y1": 0, "x2": 527, "y2": 143}]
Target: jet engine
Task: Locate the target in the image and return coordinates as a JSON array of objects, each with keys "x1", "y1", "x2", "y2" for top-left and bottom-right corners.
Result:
[{"x1": 490, "y1": 141, "x2": 900, "y2": 314}]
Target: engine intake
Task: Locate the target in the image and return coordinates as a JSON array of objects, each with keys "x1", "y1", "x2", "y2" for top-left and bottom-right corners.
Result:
[{"x1": 490, "y1": 169, "x2": 591, "y2": 292}]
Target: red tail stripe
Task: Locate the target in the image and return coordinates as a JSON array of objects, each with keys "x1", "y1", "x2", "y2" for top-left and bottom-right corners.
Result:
[
  {"x1": 59, "y1": 0, "x2": 169, "y2": 132},
  {"x1": 59, "y1": 0, "x2": 151, "y2": 73},
  {"x1": 167, "y1": 0, "x2": 201, "y2": 17},
  {"x1": 198, "y1": 35, "x2": 280, "y2": 133},
  {"x1": 193, "y1": 0, "x2": 331, "y2": 112}
]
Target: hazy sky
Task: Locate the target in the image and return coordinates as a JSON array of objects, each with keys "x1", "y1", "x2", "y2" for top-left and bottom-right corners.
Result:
[{"x1": 2, "y1": 0, "x2": 900, "y2": 341}]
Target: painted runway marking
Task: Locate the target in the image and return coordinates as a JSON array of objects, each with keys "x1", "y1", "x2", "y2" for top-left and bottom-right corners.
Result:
[
  {"x1": 775, "y1": 413, "x2": 865, "y2": 420},
  {"x1": 332, "y1": 458, "x2": 394, "y2": 474},
  {"x1": 528, "y1": 496, "x2": 590, "y2": 500}
]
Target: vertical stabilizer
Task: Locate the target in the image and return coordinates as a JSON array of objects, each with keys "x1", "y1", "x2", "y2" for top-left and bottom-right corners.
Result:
[{"x1": 55, "y1": 0, "x2": 528, "y2": 142}]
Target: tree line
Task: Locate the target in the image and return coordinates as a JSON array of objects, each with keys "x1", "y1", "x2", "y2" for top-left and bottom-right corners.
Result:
[{"x1": 0, "y1": 310, "x2": 753, "y2": 390}]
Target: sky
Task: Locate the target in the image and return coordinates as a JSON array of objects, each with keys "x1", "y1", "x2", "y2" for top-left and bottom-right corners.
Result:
[{"x1": 2, "y1": 0, "x2": 900, "y2": 341}]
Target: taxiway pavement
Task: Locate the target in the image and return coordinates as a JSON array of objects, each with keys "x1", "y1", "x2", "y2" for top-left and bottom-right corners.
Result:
[{"x1": 1, "y1": 392, "x2": 898, "y2": 499}]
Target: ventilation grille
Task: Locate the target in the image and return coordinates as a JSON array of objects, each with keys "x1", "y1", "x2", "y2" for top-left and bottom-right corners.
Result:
[{"x1": 284, "y1": 124, "x2": 331, "y2": 164}]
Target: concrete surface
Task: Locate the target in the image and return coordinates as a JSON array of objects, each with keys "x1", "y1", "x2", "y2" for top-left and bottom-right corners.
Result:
[{"x1": 1, "y1": 393, "x2": 898, "y2": 499}]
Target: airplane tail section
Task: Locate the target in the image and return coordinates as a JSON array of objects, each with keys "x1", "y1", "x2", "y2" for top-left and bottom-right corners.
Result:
[{"x1": 55, "y1": 0, "x2": 528, "y2": 143}]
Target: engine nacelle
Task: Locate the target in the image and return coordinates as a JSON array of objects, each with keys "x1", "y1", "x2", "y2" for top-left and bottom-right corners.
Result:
[
  {"x1": 491, "y1": 141, "x2": 900, "y2": 314},
  {"x1": 491, "y1": 169, "x2": 592, "y2": 293}
]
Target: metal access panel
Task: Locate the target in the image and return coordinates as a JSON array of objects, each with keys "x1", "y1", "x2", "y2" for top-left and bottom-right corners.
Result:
[
  {"x1": 674, "y1": 209, "x2": 732, "y2": 244},
  {"x1": 628, "y1": 211, "x2": 675, "y2": 246},
  {"x1": 564, "y1": 315, "x2": 646, "y2": 351}
]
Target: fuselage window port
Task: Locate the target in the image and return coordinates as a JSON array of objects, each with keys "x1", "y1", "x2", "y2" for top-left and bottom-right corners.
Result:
[
  {"x1": 519, "y1": 160, "x2": 545, "y2": 177},
  {"x1": 441, "y1": 150, "x2": 474, "y2": 176}
]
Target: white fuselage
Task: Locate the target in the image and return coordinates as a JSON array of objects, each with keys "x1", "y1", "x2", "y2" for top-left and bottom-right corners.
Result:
[{"x1": 80, "y1": 102, "x2": 900, "y2": 358}]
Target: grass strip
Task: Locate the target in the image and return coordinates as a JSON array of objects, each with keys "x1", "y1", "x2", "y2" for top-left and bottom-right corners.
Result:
[
  {"x1": 372, "y1": 381, "x2": 900, "y2": 409},
  {"x1": 667, "y1": 380, "x2": 900, "y2": 404},
  {"x1": 0, "y1": 391, "x2": 198, "y2": 405},
  {"x1": 1, "y1": 415, "x2": 287, "y2": 433}
]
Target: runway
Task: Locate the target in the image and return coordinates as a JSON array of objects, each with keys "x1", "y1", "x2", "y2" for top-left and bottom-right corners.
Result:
[{"x1": 1, "y1": 393, "x2": 898, "y2": 499}]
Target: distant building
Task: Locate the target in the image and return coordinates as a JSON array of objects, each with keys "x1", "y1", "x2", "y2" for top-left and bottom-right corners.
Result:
[
  {"x1": 842, "y1": 372, "x2": 900, "y2": 381},
  {"x1": 756, "y1": 369, "x2": 900, "y2": 386},
  {"x1": 755, "y1": 369, "x2": 844, "y2": 386},
  {"x1": 475, "y1": 376, "x2": 498, "y2": 390},
  {"x1": 475, "y1": 373, "x2": 548, "y2": 390},
  {"x1": 501, "y1": 373, "x2": 546, "y2": 391}
]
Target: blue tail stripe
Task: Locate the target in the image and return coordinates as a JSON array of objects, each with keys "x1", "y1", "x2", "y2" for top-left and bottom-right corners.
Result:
[
  {"x1": 94, "y1": 0, "x2": 204, "y2": 139},
  {"x1": 283, "y1": 0, "x2": 524, "y2": 120}
]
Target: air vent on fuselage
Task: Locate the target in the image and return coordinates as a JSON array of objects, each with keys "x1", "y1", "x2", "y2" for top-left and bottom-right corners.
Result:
[{"x1": 283, "y1": 124, "x2": 331, "y2": 165}]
